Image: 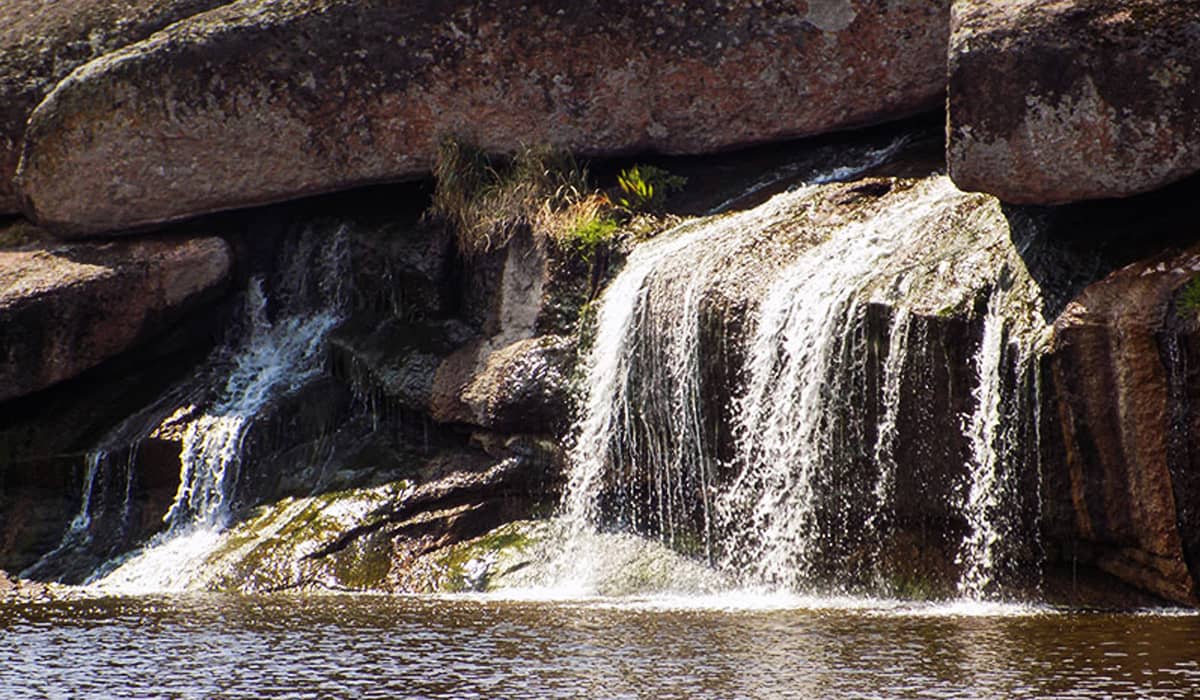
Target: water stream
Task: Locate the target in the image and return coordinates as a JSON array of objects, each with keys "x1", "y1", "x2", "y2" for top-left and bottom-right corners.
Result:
[
  {"x1": 80, "y1": 227, "x2": 352, "y2": 592},
  {"x1": 554, "y1": 168, "x2": 1048, "y2": 599}
]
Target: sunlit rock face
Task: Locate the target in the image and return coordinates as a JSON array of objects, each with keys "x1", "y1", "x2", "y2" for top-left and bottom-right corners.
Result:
[
  {"x1": 14, "y1": 0, "x2": 948, "y2": 236},
  {"x1": 0, "y1": 0, "x2": 229, "y2": 214},
  {"x1": 1043, "y1": 244, "x2": 1200, "y2": 606},
  {"x1": 947, "y1": 0, "x2": 1200, "y2": 204},
  {"x1": 0, "y1": 233, "x2": 232, "y2": 402}
]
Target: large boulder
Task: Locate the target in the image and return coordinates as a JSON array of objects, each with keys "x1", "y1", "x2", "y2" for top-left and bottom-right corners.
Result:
[
  {"x1": 0, "y1": 233, "x2": 232, "y2": 402},
  {"x1": 16, "y1": 0, "x2": 949, "y2": 236},
  {"x1": 455, "y1": 335, "x2": 576, "y2": 434},
  {"x1": 0, "y1": 0, "x2": 230, "y2": 214},
  {"x1": 947, "y1": 0, "x2": 1200, "y2": 204}
]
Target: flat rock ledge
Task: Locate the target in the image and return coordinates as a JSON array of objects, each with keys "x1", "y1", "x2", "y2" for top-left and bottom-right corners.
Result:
[{"x1": 0, "y1": 234, "x2": 232, "y2": 402}]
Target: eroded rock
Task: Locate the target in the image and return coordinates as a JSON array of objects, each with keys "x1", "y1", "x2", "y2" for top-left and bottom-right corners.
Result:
[
  {"x1": 17, "y1": 0, "x2": 948, "y2": 236},
  {"x1": 457, "y1": 335, "x2": 576, "y2": 434},
  {"x1": 1044, "y1": 247, "x2": 1200, "y2": 605},
  {"x1": 947, "y1": 0, "x2": 1200, "y2": 204}
]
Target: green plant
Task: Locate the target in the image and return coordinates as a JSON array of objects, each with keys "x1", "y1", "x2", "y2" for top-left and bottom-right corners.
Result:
[
  {"x1": 616, "y1": 164, "x2": 687, "y2": 212},
  {"x1": 1179, "y1": 276, "x2": 1200, "y2": 316},
  {"x1": 567, "y1": 214, "x2": 619, "y2": 256}
]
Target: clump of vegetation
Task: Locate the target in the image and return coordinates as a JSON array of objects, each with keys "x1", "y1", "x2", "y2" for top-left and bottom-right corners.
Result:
[
  {"x1": 1178, "y1": 276, "x2": 1200, "y2": 317},
  {"x1": 558, "y1": 193, "x2": 620, "y2": 262},
  {"x1": 615, "y1": 164, "x2": 687, "y2": 213},
  {"x1": 428, "y1": 138, "x2": 687, "y2": 259},
  {"x1": 429, "y1": 138, "x2": 595, "y2": 255}
]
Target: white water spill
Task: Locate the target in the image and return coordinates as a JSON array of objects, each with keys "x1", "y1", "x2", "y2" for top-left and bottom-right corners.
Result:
[
  {"x1": 163, "y1": 281, "x2": 341, "y2": 530},
  {"x1": 559, "y1": 218, "x2": 716, "y2": 539},
  {"x1": 478, "y1": 580, "x2": 1051, "y2": 618},
  {"x1": 863, "y1": 307, "x2": 913, "y2": 555},
  {"x1": 957, "y1": 296, "x2": 1006, "y2": 598},
  {"x1": 92, "y1": 299, "x2": 343, "y2": 592},
  {"x1": 719, "y1": 177, "x2": 961, "y2": 588},
  {"x1": 956, "y1": 291, "x2": 1042, "y2": 600},
  {"x1": 554, "y1": 147, "x2": 928, "y2": 594},
  {"x1": 88, "y1": 228, "x2": 351, "y2": 593},
  {"x1": 550, "y1": 164, "x2": 1054, "y2": 601}
]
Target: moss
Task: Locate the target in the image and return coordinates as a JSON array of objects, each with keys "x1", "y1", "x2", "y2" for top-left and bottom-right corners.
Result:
[
  {"x1": 433, "y1": 524, "x2": 532, "y2": 592},
  {"x1": 201, "y1": 482, "x2": 413, "y2": 592},
  {"x1": 328, "y1": 531, "x2": 394, "y2": 590},
  {"x1": 1177, "y1": 276, "x2": 1200, "y2": 317}
]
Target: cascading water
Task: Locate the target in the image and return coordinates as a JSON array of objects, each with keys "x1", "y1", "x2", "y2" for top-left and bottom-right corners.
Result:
[
  {"x1": 718, "y1": 178, "x2": 961, "y2": 589},
  {"x1": 553, "y1": 161, "x2": 1050, "y2": 600},
  {"x1": 561, "y1": 137, "x2": 921, "y2": 560},
  {"x1": 86, "y1": 227, "x2": 352, "y2": 592},
  {"x1": 554, "y1": 217, "x2": 734, "y2": 592},
  {"x1": 162, "y1": 279, "x2": 342, "y2": 530},
  {"x1": 863, "y1": 307, "x2": 913, "y2": 571},
  {"x1": 957, "y1": 296, "x2": 1008, "y2": 597},
  {"x1": 956, "y1": 291, "x2": 1044, "y2": 599}
]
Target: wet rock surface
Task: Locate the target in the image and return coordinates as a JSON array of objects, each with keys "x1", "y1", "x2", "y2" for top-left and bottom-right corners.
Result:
[
  {"x1": 15, "y1": 0, "x2": 948, "y2": 236},
  {"x1": 947, "y1": 0, "x2": 1200, "y2": 204},
  {"x1": 1042, "y1": 246, "x2": 1200, "y2": 605}
]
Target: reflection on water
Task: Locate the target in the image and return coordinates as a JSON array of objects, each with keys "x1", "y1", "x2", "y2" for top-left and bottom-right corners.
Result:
[{"x1": 3, "y1": 594, "x2": 1199, "y2": 699}]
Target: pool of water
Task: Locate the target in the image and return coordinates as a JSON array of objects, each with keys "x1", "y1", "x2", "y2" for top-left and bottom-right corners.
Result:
[{"x1": 4, "y1": 593, "x2": 1198, "y2": 699}]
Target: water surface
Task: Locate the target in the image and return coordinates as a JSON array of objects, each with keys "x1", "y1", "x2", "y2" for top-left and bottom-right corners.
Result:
[{"x1": 4, "y1": 593, "x2": 1198, "y2": 699}]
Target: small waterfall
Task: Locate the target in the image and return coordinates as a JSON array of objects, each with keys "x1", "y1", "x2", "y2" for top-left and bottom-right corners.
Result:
[
  {"x1": 162, "y1": 279, "x2": 341, "y2": 530},
  {"x1": 553, "y1": 145, "x2": 978, "y2": 593},
  {"x1": 22, "y1": 451, "x2": 107, "y2": 571},
  {"x1": 863, "y1": 307, "x2": 913, "y2": 570},
  {"x1": 20, "y1": 440, "x2": 149, "y2": 581},
  {"x1": 87, "y1": 226, "x2": 351, "y2": 592},
  {"x1": 66, "y1": 451, "x2": 105, "y2": 546},
  {"x1": 957, "y1": 297, "x2": 1007, "y2": 597},
  {"x1": 956, "y1": 291, "x2": 1043, "y2": 600},
  {"x1": 561, "y1": 138, "x2": 919, "y2": 552},
  {"x1": 718, "y1": 179, "x2": 960, "y2": 589},
  {"x1": 554, "y1": 161, "x2": 1051, "y2": 600},
  {"x1": 560, "y1": 219, "x2": 714, "y2": 537}
]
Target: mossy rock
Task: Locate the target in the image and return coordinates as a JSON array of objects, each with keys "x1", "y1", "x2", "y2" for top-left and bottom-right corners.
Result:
[{"x1": 201, "y1": 481, "x2": 410, "y2": 592}]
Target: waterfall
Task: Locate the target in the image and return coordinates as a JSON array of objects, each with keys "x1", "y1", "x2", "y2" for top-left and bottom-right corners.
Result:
[
  {"x1": 85, "y1": 226, "x2": 351, "y2": 592},
  {"x1": 863, "y1": 307, "x2": 913, "y2": 571},
  {"x1": 561, "y1": 139, "x2": 918, "y2": 548},
  {"x1": 555, "y1": 163, "x2": 1049, "y2": 599},
  {"x1": 718, "y1": 178, "x2": 960, "y2": 589},
  {"x1": 957, "y1": 296, "x2": 1007, "y2": 597},
  {"x1": 956, "y1": 291, "x2": 1043, "y2": 599},
  {"x1": 20, "y1": 451, "x2": 106, "y2": 574},
  {"x1": 162, "y1": 278, "x2": 341, "y2": 530}
]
